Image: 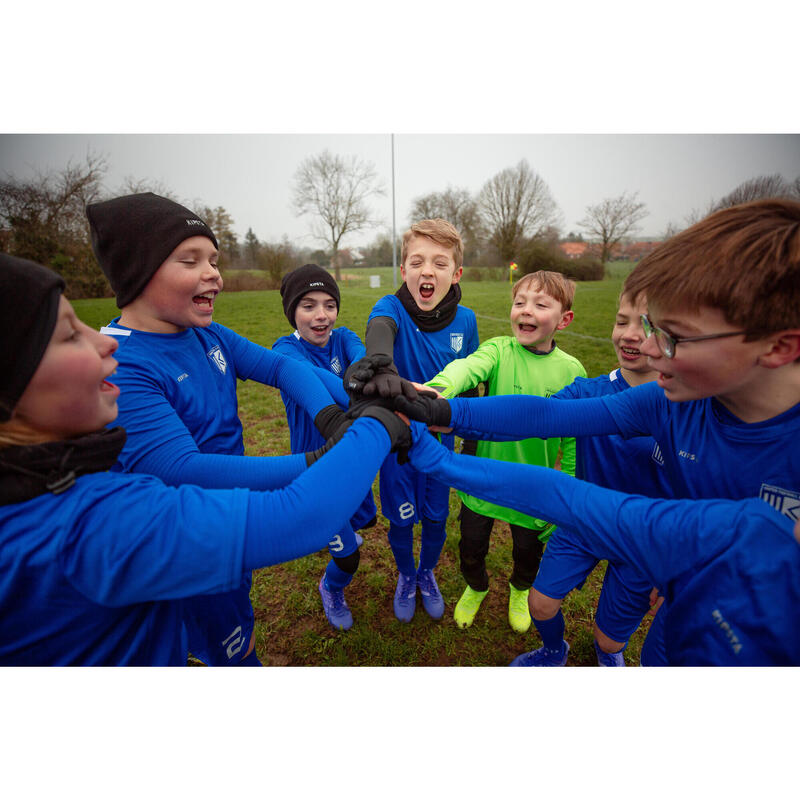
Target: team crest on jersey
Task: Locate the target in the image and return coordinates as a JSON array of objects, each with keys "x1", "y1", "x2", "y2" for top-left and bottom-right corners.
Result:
[
  {"x1": 759, "y1": 483, "x2": 800, "y2": 521},
  {"x1": 330, "y1": 356, "x2": 342, "y2": 375},
  {"x1": 207, "y1": 345, "x2": 227, "y2": 375},
  {"x1": 450, "y1": 332, "x2": 464, "y2": 353},
  {"x1": 651, "y1": 442, "x2": 665, "y2": 466}
]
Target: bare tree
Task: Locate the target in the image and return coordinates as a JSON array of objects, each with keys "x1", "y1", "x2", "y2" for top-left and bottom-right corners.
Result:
[
  {"x1": 711, "y1": 173, "x2": 797, "y2": 211},
  {"x1": 0, "y1": 152, "x2": 109, "y2": 296},
  {"x1": 578, "y1": 191, "x2": 648, "y2": 264},
  {"x1": 478, "y1": 160, "x2": 560, "y2": 265},
  {"x1": 291, "y1": 150, "x2": 384, "y2": 280},
  {"x1": 409, "y1": 185, "x2": 484, "y2": 263}
]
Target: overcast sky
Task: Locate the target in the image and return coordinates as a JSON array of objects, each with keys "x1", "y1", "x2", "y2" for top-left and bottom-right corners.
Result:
[{"x1": 2, "y1": 133, "x2": 797, "y2": 249}]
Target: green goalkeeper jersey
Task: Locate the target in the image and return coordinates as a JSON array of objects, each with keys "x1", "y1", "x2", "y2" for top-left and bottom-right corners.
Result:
[{"x1": 427, "y1": 335, "x2": 586, "y2": 533}]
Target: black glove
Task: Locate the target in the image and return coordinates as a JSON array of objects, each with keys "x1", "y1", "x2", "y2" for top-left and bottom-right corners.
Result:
[
  {"x1": 393, "y1": 391, "x2": 452, "y2": 428},
  {"x1": 356, "y1": 406, "x2": 412, "y2": 464},
  {"x1": 305, "y1": 416, "x2": 353, "y2": 466},
  {"x1": 343, "y1": 354, "x2": 393, "y2": 395},
  {"x1": 313, "y1": 403, "x2": 349, "y2": 440},
  {"x1": 362, "y1": 362, "x2": 419, "y2": 400}
]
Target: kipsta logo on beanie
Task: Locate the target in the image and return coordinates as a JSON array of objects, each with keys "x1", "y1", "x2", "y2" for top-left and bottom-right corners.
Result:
[
  {"x1": 308, "y1": 281, "x2": 324, "y2": 288},
  {"x1": 186, "y1": 219, "x2": 205, "y2": 227}
]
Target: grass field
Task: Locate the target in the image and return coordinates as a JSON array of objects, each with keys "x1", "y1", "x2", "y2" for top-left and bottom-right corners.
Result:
[{"x1": 72, "y1": 262, "x2": 656, "y2": 666}]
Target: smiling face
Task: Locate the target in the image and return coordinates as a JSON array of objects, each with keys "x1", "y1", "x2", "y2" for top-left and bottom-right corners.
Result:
[
  {"x1": 641, "y1": 304, "x2": 774, "y2": 406},
  {"x1": 10, "y1": 296, "x2": 120, "y2": 442},
  {"x1": 612, "y1": 293, "x2": 657, "y2": 386},
  {"x1": 294, "y1": 290, "x2": 338, "y2": 347},
  {"x1": 400, "y1": 235, "x2": 463, "y2": 311},
  {"x1": 510, "y1": 282, "x2": 573, "y2": 349},
  {"x1": 119, "y1": 236, "x2": 222, "y2": 333}
]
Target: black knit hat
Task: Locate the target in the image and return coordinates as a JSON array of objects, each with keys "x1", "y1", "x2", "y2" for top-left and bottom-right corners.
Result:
[
  {"x1": 86, "y1": 192, "x2": 219, "y2": 309},
  {"x1": 280, "y1": 264, "x2": 340, "y2": 326},
  {"x1": 0, "y1": 253, "x2": 65, "y2": 421}
]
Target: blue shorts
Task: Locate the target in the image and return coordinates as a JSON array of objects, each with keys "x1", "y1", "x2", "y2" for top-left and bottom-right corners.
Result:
[
  {"x1": 534, "y1": 527, "x2": 653, "y2": 644},
  {"x1": 350, "y1": 489, "x2": 378, "y2": 532},
  {"x1": 640, "y1": 603, "x2": 669, "y2": 666},
  {"x1": 379, "y1": 440, "x2": 452, "y2": 527},
  {"x1": 183, "y1": 573, "x2": 255, "y2": 666},
  {"x1": 326, "y1": 523, "x2": 359, "y2": 558}
]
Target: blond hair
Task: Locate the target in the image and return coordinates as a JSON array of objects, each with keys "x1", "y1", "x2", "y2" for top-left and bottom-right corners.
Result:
[
  {"x1": 512, "y1": 270, "x2": 576, "y2": 311},
  {"x1": 401, "y1": 218, "x2": 464, "y2": 269}
]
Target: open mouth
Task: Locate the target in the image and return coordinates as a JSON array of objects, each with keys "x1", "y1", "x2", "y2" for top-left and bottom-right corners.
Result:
[
  {"x1": 419, "y1": 283, "x2": 435, "y2": 300},
  {"x1": 193, "y1": 292, "x2": 216, "y2": 308},
  {"x1": 619, "y1": 346, "x2": 641, "y2": 360},
  {"x1": 310, "y1": 324, "x2": 329, "y2": 335},
  {"x1": 518, "y1": 323, "x2": 538, "y2": 333}
]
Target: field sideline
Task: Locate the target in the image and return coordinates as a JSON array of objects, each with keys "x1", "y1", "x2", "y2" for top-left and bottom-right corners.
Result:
[{"x1": 72, "y1": 263, "x2": 655, "y2": 666}]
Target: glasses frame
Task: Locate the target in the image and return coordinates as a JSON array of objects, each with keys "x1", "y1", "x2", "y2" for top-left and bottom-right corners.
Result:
[{"x1": 640, "y1": 314, "x2": 756, "y2": 359}]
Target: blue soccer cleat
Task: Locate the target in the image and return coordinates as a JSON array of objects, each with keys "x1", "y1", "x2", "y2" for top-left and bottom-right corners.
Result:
[
  {"x1": 509, "y1": 641, "x2": 570, "y2": 666},
  {"x1": 355, "y1": 533, "x2": 364, "y2": 547},
  {"x1": 393, "y1": 572, "x2": 417, "y2": 623},
  {"x1": 416, "y1": 568, "x2": 445, "y2": 619},
  {"x1": 595, "y1": 639, "x2": 626, "y2": 666},
  {"x1": 318, "y1": 576, "x2": 354, "y2": 631}
]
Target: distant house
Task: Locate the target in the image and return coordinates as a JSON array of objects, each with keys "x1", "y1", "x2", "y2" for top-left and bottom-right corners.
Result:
[
  {"x1": 558, "y1": 242, "x2": 589, "y2": 259},
  {"x1": 618, "y1": 241, "x2": 664, "y2": 261}
]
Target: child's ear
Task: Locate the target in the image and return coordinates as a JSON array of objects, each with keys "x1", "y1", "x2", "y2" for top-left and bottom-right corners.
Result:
[
  {"x1": 757, "y1": 329, "x2": 800, "y2": 368},
  {"x1": 556, "y1": 310, "x2": 574, "y2": 330},
  {"x1": 451, "y1": 266, "x2": 464, "y2": 285}
]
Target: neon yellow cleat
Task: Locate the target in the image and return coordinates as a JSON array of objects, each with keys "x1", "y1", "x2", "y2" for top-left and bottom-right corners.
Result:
[
  {"x1": 508, "y1": 584, "x2": 532, "y2": 633},
  {"x1": 453, "y1": 585, "x2": 489, "y2": 628}
]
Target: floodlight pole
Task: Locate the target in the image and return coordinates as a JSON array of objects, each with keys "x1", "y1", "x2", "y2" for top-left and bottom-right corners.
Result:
[{"x1": 391, "y1": 133, "x2": 397, "y2": 289}]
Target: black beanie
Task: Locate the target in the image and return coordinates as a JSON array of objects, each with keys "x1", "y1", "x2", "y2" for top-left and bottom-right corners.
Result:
[
  {"x1": 0, "y1": 253, "x2": 65, "y2": 421},
  {"x1": 86, "y1": 192, "x2": 219, "y2": 309},
  {"x1": 280, "y1": 264, "x2": 340, "y2": 326}
]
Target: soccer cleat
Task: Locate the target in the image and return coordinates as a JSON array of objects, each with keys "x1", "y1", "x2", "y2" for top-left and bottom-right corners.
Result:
[
  {"x1": 318, "y1": 576, "x2": 354, "y2": 631},
  {"x1": 355, "y1": 533, "x2": 364, "y2": 547},
  {"x1": 393, "y1": 572, "x2": 417, "y2": 623},
  {"x1": 595, "y1": 639, "x2": 626, "y2": 667},
  {"x1": 453, "y1": 585, "x2": 488, "y2": 628},
  {"x1": 508, "y1": 584, "x2": 532, "y2": 633},
  {"x1": 417, "y1": 568, "x2": 445, "y2": 619},
  {"x1": 509, "y1": 641, "x2": 570, "y2": 666}
]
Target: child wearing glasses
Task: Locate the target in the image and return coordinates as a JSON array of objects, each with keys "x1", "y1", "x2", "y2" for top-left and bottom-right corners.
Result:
[{"x1": 392, "y1": 198, "x2": 800, "y2": 666}]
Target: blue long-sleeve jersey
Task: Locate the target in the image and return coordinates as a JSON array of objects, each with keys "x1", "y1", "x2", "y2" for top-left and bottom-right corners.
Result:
[
  {"x1": 272, "y1": 327, "x2": 365, "y2": 453},
  {"x1": 553, "y1": 370, "x2": 670, "y2": 498},
  {"x1": 408, "y1": 428, "x2": 800, "y2": 666},
  {"x1": 0, "y1": 418, "x2": 390, "y2": 665},
  {"x1": 103, "y1": 319, "x2": 345, "y2": 489},
  {"x1": 368, "y1": 294, "x2": 479, "y2": 383}
]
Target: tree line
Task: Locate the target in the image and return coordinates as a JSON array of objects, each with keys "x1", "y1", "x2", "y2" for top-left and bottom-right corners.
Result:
[{"x1": 2, "y1": 148, "x2": 798, "y2": 298}]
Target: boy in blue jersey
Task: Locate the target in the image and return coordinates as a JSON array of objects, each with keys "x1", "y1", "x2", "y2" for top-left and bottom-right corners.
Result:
[
  {"x1": 86, "y1": 193, "x2": 353, "y2": 665},
  {"x1": 0, "y1": 253, "x2": 408, "y2": 666},
  {"x1": 358, "y1": 218, "x2": 479, "y2": 622},
  {"x1": 525, "y1": 290, "x2": 670, "y2": 666},
  {"x1": 394, "y1": 198, "x2": 800, "y2": 665},
  {"x1": 272, "y1": 263, "x2": 377, "y2": 630},
  {"x1": 404, "y1": 424, "x2": 800, "y2": 666}
]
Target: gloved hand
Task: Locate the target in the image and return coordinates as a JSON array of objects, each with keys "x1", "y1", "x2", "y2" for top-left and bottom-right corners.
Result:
[
  {"x1": 393, "y1": 391, "x2": 453, "y2": 429},
  {"x1": 351, "y1": 405, "x2": 412, "y2": 465},
  {"x1": 344, "y1": 354, "x2": 418, "y2": 400},
  {"x1": 305, "y1": 416, "x2": 353, "y2": 466},
  {"x1": 313, "y1": 403, "x2": 349, "y2": 440}
]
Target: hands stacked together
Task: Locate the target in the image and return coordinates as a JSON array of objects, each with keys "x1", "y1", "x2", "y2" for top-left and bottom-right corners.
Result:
[{"x1": 308, "y1": 355, "x2": 455, "y2": 466}]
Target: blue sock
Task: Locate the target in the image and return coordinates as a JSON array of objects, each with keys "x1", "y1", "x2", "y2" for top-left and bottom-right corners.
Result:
[
  {"x1": 418, "y1": 517, "x2": 447, "y2": 571},
  {"x1": 388, "y1": 522, "x2": 416, "y2": 576},
  {"x1": 324, "y1": 560, "x2": 354, "y2": 591},
  {"x1": 237, "y1": 649, "x2": 262, "y2": 666},
  {"x1": 533, "y1": 609, "x2": 565, "y2": 651}
]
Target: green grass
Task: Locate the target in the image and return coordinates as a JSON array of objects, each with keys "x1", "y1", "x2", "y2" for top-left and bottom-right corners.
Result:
[{"x1": 71, "y1": 263, "x2": 657, "y2": 667}]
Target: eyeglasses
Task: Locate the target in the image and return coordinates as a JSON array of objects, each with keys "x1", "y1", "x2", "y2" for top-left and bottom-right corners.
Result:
[{"x1": 640, "y1": 314, "x2": 755, "y2": 359}]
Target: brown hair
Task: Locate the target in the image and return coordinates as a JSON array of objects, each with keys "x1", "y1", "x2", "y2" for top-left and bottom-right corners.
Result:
[
  {"x1": 401, "y1": 218, "x2": 464, "y2": 269},
  {"x1": 512, "y1": 270, "x2": 576, "y2": 311},
  {"x1": 623, "y1": 198, "x2": 800, "y2": 336}
]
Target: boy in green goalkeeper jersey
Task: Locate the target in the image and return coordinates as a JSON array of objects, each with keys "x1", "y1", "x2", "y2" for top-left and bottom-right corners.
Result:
[{"x1": 426, "y1": 270, "x2": 586, "y2": 632}]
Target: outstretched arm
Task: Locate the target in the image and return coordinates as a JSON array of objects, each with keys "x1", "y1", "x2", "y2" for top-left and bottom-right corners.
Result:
[{"x1": 406, "y1": 424, "x2": 744, "y2": 587}]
